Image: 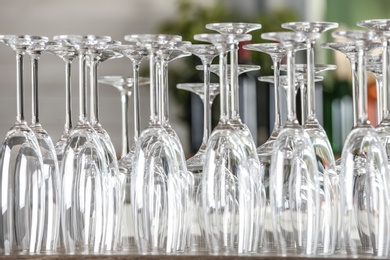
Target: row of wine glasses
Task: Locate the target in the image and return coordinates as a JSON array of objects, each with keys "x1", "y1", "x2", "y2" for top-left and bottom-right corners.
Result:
[{"x1": 0, "y1": 19, "x2": 390, "y2": 258}]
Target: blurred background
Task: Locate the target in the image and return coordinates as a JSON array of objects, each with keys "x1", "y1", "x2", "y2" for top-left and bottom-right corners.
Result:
[{"x1": 0, "y1": 0, "x2": 388, "y2": 158}]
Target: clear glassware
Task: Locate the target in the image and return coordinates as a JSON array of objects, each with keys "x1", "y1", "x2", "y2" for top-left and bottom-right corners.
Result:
[
  {"x1": 99, "y1": 76, "x2": 150, "y2": 159},
  {"x1": 262, "y1": 31, "x2": 320, "y2": 256},
  {"x1": 54, "y1": 35, "x2": 111, "y2": 254},
  {"x1": 205, "y1": 23, "x2": 262, "y2": 140},
  {"x1": 0, "y1": 35, "x2": 46, "y2": 254},
  {"x1": 86, "y1": 39, "x2": 123, "y2": 253},
  {"x1": 108, "y1": 44, "x2": 149, "y2": 169},
  {"x1": 180, "y1": 44, "x2": 218, "y2": 172},
  {"x1": 323, "y1": 30, "x2": 390, "y2": 257},
  {"x1": 25, "y1": 38, "x2": 62, "y2": 254},
  {"x1": 46, "y1": 41, "x2": 77, "y2": 169},
  {"x1": 177, "y1": 82, "x2": 220, "y2": 253},
  {"x1": 366, "y1": 53, "x2": 383, "y2": 124},
  {"x1": 358, "y1": 20, "x2": 390, "y2": 162},
  {"x1": 242, "y1": 43, "x2": 287, "y2": 251},
  {"x1": 98, "y1": 75, "x2": 150, "y2": 252},
  {"x1": 124, "y1": 34, "x2": 192, "y2": 254},
  {"x1": 106, "y1": 44, "x2": 149, "y2": 253},
  {"x1": 194, "y1": 32, "x2": 264, "y2": 254},
  {"x1": 282, "y1": 22, "x2": 340, "y2": 255}
]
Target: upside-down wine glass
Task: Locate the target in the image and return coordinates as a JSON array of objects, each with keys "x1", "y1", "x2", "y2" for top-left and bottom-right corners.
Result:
[
  {"x1": 180, "y1": 44, "x2": 219, "y2": 253},
  {"x1": 357, "y1": 20, "x2": 390, "y2": 161},
  {"x1": 124, "y1": 34, "x2": 191, "y2": 254},
  {"x1": 106, "y1": 44, "x2": 149, "y2": 253},
  {"x1": 0, "y1": 35, "x2": 45, "y2": 255},
  {"x1": 86, "y1": 40, "x2": 124, "y2": 253},
  {"x1": 324, "y1": 30, "x2": 390, "y2": 257},
  {"x1": 242, "y1": 43, "x2": 287, "y2": 251},
  {"x1": 26, "y1": 39, "x2": 62, "y2": 254},
  {"x1": 98, "y1": 75, "x2": 149, "y2": 252},
  {"x1": 262, "y1": 31, "x2": 320, "y2": 256},
  {"x1": 46, "y1": 41, "x2": 77, "y2": 169},
  {"x1": 54, "y1": 35, "x2": 111, "y2": 254},
  {"x1": 107, "y1": 44, "x2": 149, "y2": 161},
  {"x1": 206, "y1": 23, "x2": 262, "y2": 143},
  {"x1": 282, "y1": 22, "x2": 340, "y2": 255},
  {"x1": 194, "y1": 32, "x2": 264, "y2": 254},
  {"x1": 177, "y1": 82, "x2": 220, "y2": 252},
  {"x1": 181, "y1": 44, "x2": 218, "y2": 172},
  {"x1": 321, "y1": 41, "x2": 381, "y2": 255},
  {"x1": 99, "y1": 76, "x2": 150, "y2": 159}
]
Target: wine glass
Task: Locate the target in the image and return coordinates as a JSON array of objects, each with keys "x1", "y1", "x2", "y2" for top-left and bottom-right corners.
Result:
[
  {"x1": 0, "y1": 35, "x2": 46, "y2": 254},
  {"x1": 26, "y1": 38, "x2": 62, "y2": 254},
  {"x1": 194, "y1": 32, "x2": 264, "y2": 254},
  {"x1": 106, "y1": 44, "x2": 149, "y2": 253},
  {"x1": 98, "y1": 75, "x2": 150, "y2": 252},
  {"x1": 46, "y1": 41, "x2": 78, "y2": 170},
  {"x1": 99, "y1": 76, "x2": 150, "y2": 159},
  {"x1": 124, "y1": 34, "x2": 191, "y2": 254},
  {"x1": 357, "y1": 20, "x2": 390, "y2": 162},
  {"x1": 282, "y1": 22, "x2": 340, "y2": 255},
  {"x1": 324, "y1": 30, "x2": 390, "y2": 257},
  {"x1": 86, "y1": 39, "x2": 124, "y2": 253},
  {"x1": 179, "y1": 44, "x2": 218, "y2": 172},
  {"x1": 177, "y1": 82, "x2": 220, "y2": 252},
  {"x1": 242, "y1": 43, "x2": 288, "y2": 251},
  {"x1": 54, "y1": 35, "x2": 111, "y2": 254},
  {"x1": 206, "y1": 23, "x2": 262, "y2": 129},
  {"x1": 262, "y1": 31, "x2": 320, "y2": 256}
]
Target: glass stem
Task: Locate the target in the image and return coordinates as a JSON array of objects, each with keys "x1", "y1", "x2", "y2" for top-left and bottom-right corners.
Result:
[
  {"x1": 300, "y1": 81, "x2": 306, "y2": 126},
  {"x1": 90, "y1": 53, "x2": 100, "y2": 125},
  {"x1": 78, "y1": 50, "x2": 88, "y2": 124},
  {"x1": 375, "y1": 76, "x2": 383, "y2": 124},
  {"x1": 357, "y1": 47, "x2": 369, "y2": 126},
  {"x1": 149, "y1": 51, "x2": 159, "y2": 126},
  {"x1": 120, "y1": 89, "x2": 130, "y2": 158},
  {"x1": 286, "y1": 48, "x2": 298, "y2": 124},
  {"x1": 272, "y1": 58, "x2": 283, "y2": 132},
  {"x1": 31, "y1": 53, "x2": 40, "y2": 125},
  {"x1": 16, "y1": 50, "x2": 24, "y2": 124},
  {"x1": 349, "y1": 56, "x2": 359, "y2": 127},
  {"x1": 219, "y1": 49, "x2": 229, "y2": 124},
  {"x1": 306, "y1": 40, "x2": 316, "y2": 123},
  {"x1": 381, "y1": 39, "x2": 390, "y2": 123},
  {"x1": 160, "y1": 58, "x2": 169, "y2": 126},
  {"x1": 132, "y1": 61, "x2": 141, "y2": 143},
  {"x1": 202, "y1": 60, "x2": 212, "y2": 146},
  {"x1": 65, "y1": 59, "x2": 73, "y2": 132},
  {"x1": 230, "y1": 42, "x2": 240, "y2": 122}
]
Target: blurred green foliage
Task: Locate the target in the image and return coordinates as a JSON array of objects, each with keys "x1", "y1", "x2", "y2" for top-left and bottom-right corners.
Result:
[{"x1": 155, "y1": 0, "x2": 298, "y2": 124}]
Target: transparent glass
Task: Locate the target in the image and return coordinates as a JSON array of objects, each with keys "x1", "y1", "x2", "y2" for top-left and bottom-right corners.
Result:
[
  {"x1": 26, "y1": 38, "x2": 62, "y2": 254},
  {"x1": 106, "y1": 44, "x2": 149, "y2": 253},
  {"x1": 124, "y1": 34, "x2": 192, "y2": 254},
  {"x1": 194, "y1": 32, "x2": 264, "y2": 254},
  {"x1": 46, "y1": 41, "x2": 77, "y2": 170},
  {"x1": 242, "y1": 43, "x2": 288, "y2": 251},
  {"x1": 358, "y1": 20, "x2": 390, "y2": 166},
  {"x1": 282, "y1": 22, "x2": 340, "y2": 255},
  {"x1": 262, "y1": 31, "x2": 320, "y2": 256},
  {"x1": 0, "y1": 35, "x2": 46, "y2": 254},
  {"x1": 98, "y1": 75, "x2": 150, "y2": 252},
  {"x1": 54, "y1": 35, "x2": 111, "y2": 254},
  {"x1": 86, "y1": 39, "x2": 123, "y2": 253},
  {"x1": 177, "y1": 82, "x2": 220, "y2": 253},
  {"x1": 324, "y1": 30, "x2": 390, "y2": 257},
  {"x1": 366, "y1": 53, "x2": 382, "y2": 124}
]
